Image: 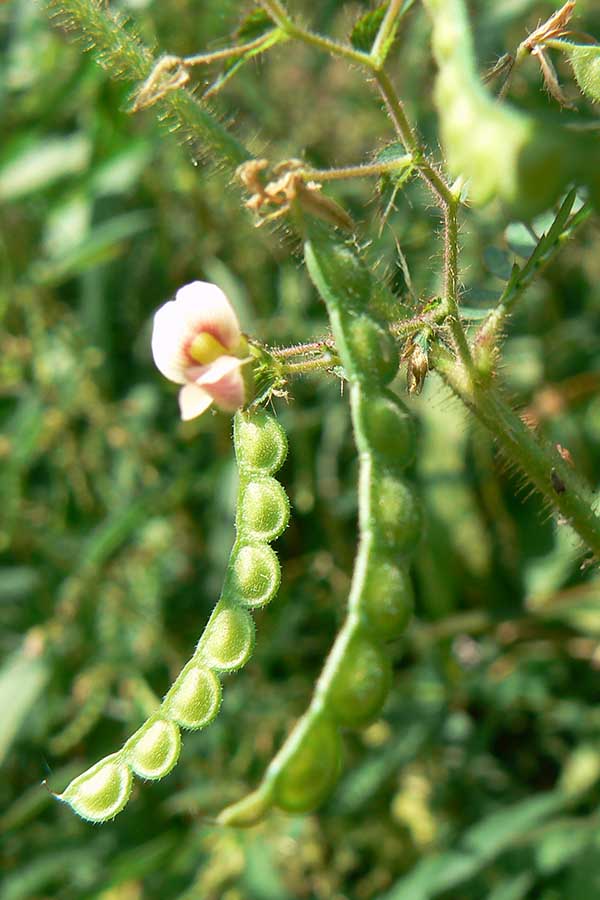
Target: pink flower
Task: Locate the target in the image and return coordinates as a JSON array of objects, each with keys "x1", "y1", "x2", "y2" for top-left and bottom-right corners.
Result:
[{"x1": 151, "y1": 281, "x2": 250, "y2": 420}]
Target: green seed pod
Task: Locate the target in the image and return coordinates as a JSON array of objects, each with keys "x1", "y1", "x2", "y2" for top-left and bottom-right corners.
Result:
[
  {"x1": 555, "y1": 41, "x2": 600, "y2": 104},
  {"x1": 272, "y1": 716, "x2": 342, "y2": 813},
  {"x1": 57, "y1": 754, "x2": 132, "y2": 823},
  {"x1": 327, "y1": 632, "x2": 392, "y2": 727},
  {"x1": 240, "y1": 477, "x2": 290, "y2": 543},
  {"x1": 422, "y1": 0, "x2": 598, "y2": 219},
  {"x1": 235, "y1": 412, "x2": 288, "y2": 475},
  {"x1": 304, "y1": 230, "x2": 372, "y2": 314},
  {"x1": 344, "y1": 313, "x2": 399, "y2": 386},
  {"x1": 231, "y1": 543, "x2": 281, "y2": 608},
  {"x1": 202, "y1": 602, "x2": 255, "y2": 671},
  {"x1": 356, "y1": 390, "x2": 416, "y2": 468},
  {"x1": 125, "y1": 719, "x2": 181, "y2": 781},
  {"x1": 370, "y1": 469, "x2": 423, "y2": 555},
  {"x1": 217, "y1": 784, "x2": 274, "y2": 827},
  {"x1": 164, "y1": 663, "x2": 222, "y2": 730},
  {"x1": 361, "y1": 553, "x2": 414, "y2": 640}
]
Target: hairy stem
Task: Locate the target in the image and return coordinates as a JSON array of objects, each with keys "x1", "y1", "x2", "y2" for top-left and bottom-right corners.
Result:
[
  {"x1": 370, "y1": 0, "x2": 405, "y2": 68},
  {"x1": 475, "y1": 192, "x2": 591, "y2": 359},
  {"x1": 47, "y1": 0, "x2": 250, "y2": 167},
  {"x1": 433, "y1": 348, "x2": 600, "y2": 558}
]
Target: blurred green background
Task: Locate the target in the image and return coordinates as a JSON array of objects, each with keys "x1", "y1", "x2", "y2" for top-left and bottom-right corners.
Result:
[{"x1": 2, "y1": 1, "x2": 600, "y2": 897}]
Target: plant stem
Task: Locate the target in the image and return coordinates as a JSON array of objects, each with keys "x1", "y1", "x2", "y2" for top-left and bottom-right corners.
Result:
[
  {"x1": 432, "y1": 348, "x2": 600, "y2": 558},
  {"x1": 370, "y1": 0, "x2": 404, "y2": 68},
  {"x1": 283, "y1": 355, "x2": 339, "y2": 375},
  {"x1": 184, "y1": 33, "x2": 280, "y2": 67},
  {"x1": 259, "y1": 0, "x2": 372, "y2": 66},
  {"x1": 299, "y1": 157, "x2": 413, "y2": 182},
  {"x1": 475, "y1": 192, "x2": 591, "y2": 359},
  {"x1": 443, "y1": 198, "x2": 474, "y2": 369}
]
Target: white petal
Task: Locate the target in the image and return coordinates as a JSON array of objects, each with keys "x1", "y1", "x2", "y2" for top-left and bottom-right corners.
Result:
[
  {"x1": 175, "y1": 282, "x2": 241, "y2": 351},
  {"x1": 189, "y1": 356, "x2": 246, "y2": 412},
  {"x1": 152, "y1": 299, "x2": 193, "y2": 384},
  {"x1": 178, "y1": 383, "x2": 213, "y2": 421}
]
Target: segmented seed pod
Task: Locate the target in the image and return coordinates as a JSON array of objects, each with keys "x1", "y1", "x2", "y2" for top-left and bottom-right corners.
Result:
[
  {"x1": 271, "y1": 715, "x2": 342, "y2": 813},
  {"x1": 125, "y1": 719, "x2": 181, "y2": 780},
  {"x1": 240, "y1": 477, "x2": 290, "y2": 543},
  {"x1": 327, "y1": 631, "x2": 392, "y2": 727},
  {"x1": 164, "y1": 663, "x2": 222, "y2": 730},
  {"x1": 57, "y1": 410, "x2": 290, "y2": 822},
  {"x1": 422, "y1": 0, "x2": 599, "y2": 218},
  {"x1": 219, "y1": 229, "x2": 421, "y2": 824},
  {"x1": 56, "y1": 754, "x2": 133, "y2": 823},
  {"x1": 201, "y1": 602, "x2": 255, "y2": 671},
  {"x1": 361, "y1": 551, "x2": 414, "y2": 640}
]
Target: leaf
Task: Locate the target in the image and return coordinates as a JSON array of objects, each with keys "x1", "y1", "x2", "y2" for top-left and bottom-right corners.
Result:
[
  {"x1": 553, "y1": 41, "x2": 600, "y2": 103},
  {"x1": 504, "y1": 222, "x2": 537, "y2": 258},
  {"x1": 484, "y1": 246, "x2": 514, "y2": 280},
  {"x1": 237, "y1": 8, "x2": 274, "y2": 42},
  {"x1": 351, "y1": 3, "x2": 389, "y2": 53},
  {"x1": 0, "y1": 134, "x2": 91, "y2": 201},
  {"x1": 350, "y1": 1, "x2": 416, "y2": 53},
  {"x1": 0, "y1": 646, "x2": 49, "y2": 766},
  {"x1": 486, "y1": 873, "x2": 534, "y2": 900},
  {"x1": 205, "y1": 6, "x2": 279, "y2": 98}
]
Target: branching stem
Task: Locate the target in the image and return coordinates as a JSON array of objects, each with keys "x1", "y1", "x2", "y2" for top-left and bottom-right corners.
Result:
[{"x1": 432, "y1": 347, "x2": 600, "y2": 558}]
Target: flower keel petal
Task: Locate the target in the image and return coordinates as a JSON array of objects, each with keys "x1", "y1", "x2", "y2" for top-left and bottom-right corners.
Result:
[{"x1": 179, "y1": 383, "x2": 213, "y2": 421}]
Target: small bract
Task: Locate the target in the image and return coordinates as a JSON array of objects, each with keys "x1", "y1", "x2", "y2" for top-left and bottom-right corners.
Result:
[{"x1": 151, "y1": 281, "x2": 251, "y2": 420}]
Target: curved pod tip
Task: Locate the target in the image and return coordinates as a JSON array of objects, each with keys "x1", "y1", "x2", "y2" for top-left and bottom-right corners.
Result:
[{"x1": 56, "y1": 754, "x2": 133, "y2": 823}]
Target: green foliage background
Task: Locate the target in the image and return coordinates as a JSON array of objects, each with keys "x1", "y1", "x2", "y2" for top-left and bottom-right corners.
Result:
[{"x1": 2, "y1": 1, "x2": 600, "y2": 897}]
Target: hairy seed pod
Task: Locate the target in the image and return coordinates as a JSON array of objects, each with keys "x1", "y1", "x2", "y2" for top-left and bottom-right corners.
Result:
[
  {"x1": 217, "y1": 785, "x2": 274, "y2": 827},
  {"x1": 240, "y1": 477, "x2": 290, "y2": 543},
  {"x1": 57, "y1": 754, "x2": 133, "y2": 823},
  {"x1": 327, "y1": 632, "x2": 392, "y2": 727},
  {"x1": 361, "y1": 554, "x2": 414, "y2": 640},
  {"x1": 125, "y1": 719, "x2": 181, "y2": 780},
  {"x1": 235, "y1": 412, "x2": 288, "y2": 474},
  {"x1": 272, "y1": 716, "x2": 342, "y2": 813},
  {"x1": 303, "y1": 229, "x2": 372, "y2": 313},
  {"x1": 344, "y1": 314, "x2": 399, "y2": 386},
  {"x1": 164, "y1": 664, "x2": 222, "y2": 730},
  {"x1": 422, "y1": 0, "x2": 597, "y2": 219},
  {"x1": 370, "y1": 469, "x2": 423, "y2": 555},
  {"x1": 59, "y1": 410, "x2": 290, "y2": 823},
  {"x1": 201, "y1": 602, "x2": 255, "y2": 671},
  {"x1": 231, "y1": 543, "x2": 281, "y2": 608},
  {"x1": 356, "y1": 390, "x2": 416, "y2": 468}
]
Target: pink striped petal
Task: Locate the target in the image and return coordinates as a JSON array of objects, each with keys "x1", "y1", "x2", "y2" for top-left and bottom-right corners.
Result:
[
  {"x1": 190, "y1": 355, "x2": 246, "y2": 412},
  {"x1": 175, "y1": 282, "x2": 241, "y2": 351},
  {"x1": 151, "y1": 281, "x2": 241, "y2": 384},
  {"x1": 178, "y1": 383, "x2": 213, "y2": 421}
]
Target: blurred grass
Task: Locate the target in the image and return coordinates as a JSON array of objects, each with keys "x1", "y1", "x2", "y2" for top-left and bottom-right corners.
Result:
[{"x1": 2, "y1": 1, "x2": 600, "y2": 898}]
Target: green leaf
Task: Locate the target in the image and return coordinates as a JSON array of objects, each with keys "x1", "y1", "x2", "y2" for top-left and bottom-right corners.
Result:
[
  {"x1": 237, "y1": 8, "x2": 274, "y2": 42},
  {"x1": 350, "y1": 1, "x2": 415, "y2": 53},
  {"x1": 0, "y1": 134, "x2": 91, "y2": 201},
  {"x1": 0, "y1": 646, "x2": 49, "y2": 766},
  {"x1": 205, "y1": 29, "x2": 282, "y2": 98},
  {"x1": 553, "y1": 41, "x2": 600, "y2": 103},
  {"x1": 351, "y1": 3, "x2": 389, "y2": 53}
]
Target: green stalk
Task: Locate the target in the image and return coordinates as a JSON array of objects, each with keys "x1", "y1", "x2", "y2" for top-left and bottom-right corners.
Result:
[{"x1": 433, "y1": 348, "x2": 600, "y2": 558}]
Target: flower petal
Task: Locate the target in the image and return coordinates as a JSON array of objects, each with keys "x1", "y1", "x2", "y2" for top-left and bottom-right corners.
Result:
[
  {"x1": 178, "y1": 383, "x2": 213, "y2": 421},
  {"x1": 152, "y1": 300, "x2": 194, "y2": 385},
  {"x1": 151, "y1": 281, "x2": 242, "y2": 385},
  {"x1": 189, "y1": 355, "x2": 246, "y2": 412},
  {"x1": 175, "y1": 282, "x2": 241, "y2": 352}
]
